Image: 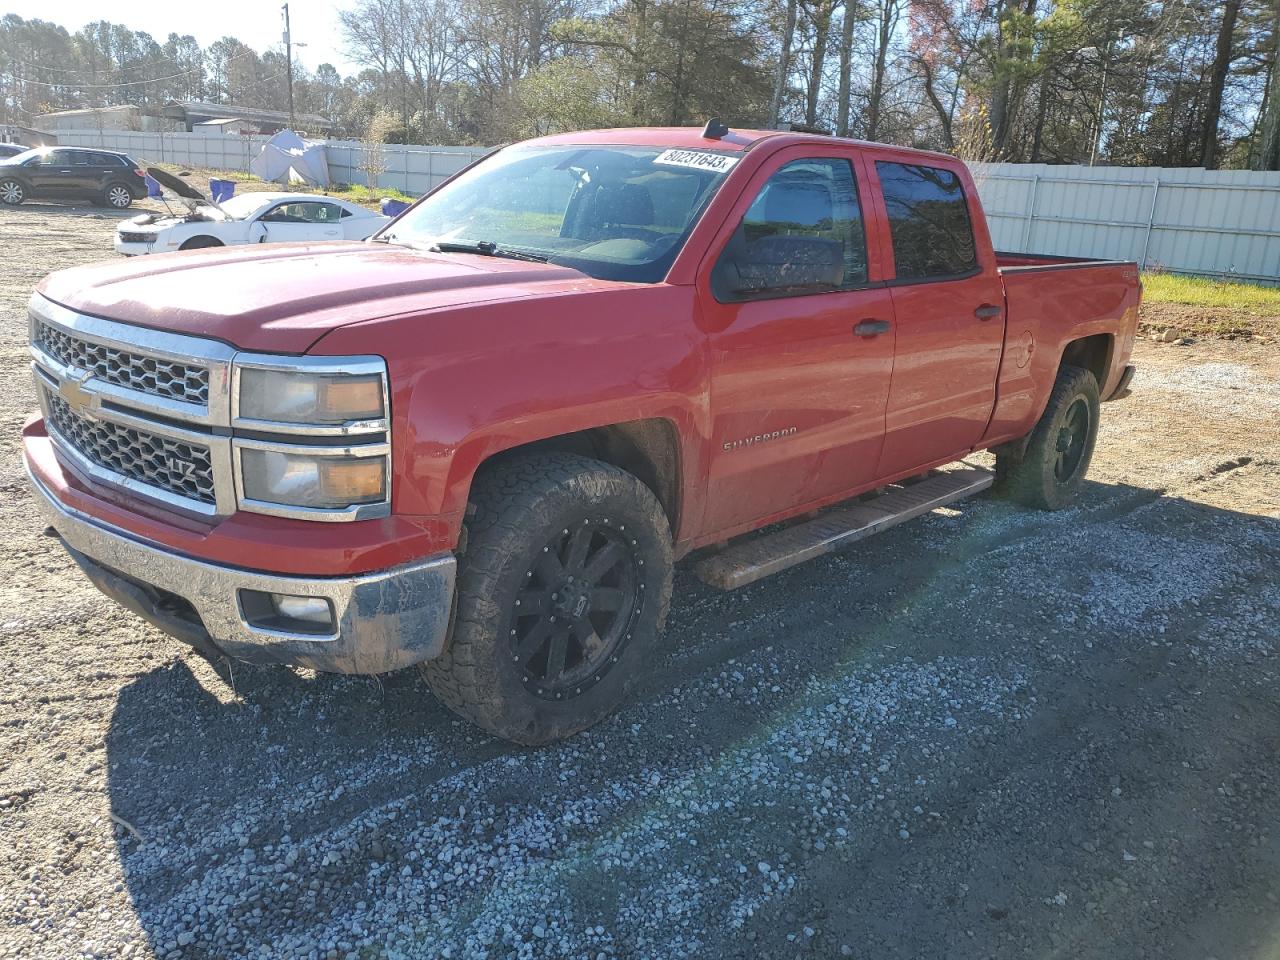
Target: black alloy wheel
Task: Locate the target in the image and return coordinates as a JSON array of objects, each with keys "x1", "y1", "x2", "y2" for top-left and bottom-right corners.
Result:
[
  {"x1": 512, "y1": 520, "x2": 642, "y2": 700},
  {"x1": 1053, "y1": 396, "x2": 1091, "y2": 483}
]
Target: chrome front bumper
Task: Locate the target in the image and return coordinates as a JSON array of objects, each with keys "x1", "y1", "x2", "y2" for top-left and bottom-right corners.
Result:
[{"x1": 29, "y1": 469, "x2": 456, "y2": 674}]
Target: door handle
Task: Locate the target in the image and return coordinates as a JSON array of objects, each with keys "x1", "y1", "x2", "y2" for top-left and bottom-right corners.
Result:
[
  {"x1": 854, "y1": 319, "x2": 891, "y2": 337},
  {"x1": 975, "y1": 304, "x2": 1003, "y2": 319}
]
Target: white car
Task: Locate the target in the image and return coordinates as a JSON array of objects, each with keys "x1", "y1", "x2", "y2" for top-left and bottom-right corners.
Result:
[{"x1": 114, "y1": 192, "x2": 390, "y2": 256}]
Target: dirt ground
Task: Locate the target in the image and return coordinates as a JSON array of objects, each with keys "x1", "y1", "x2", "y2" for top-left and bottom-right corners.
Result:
[{"x1": 0, "y1": 204, "x2": 1278, "y2": 960}]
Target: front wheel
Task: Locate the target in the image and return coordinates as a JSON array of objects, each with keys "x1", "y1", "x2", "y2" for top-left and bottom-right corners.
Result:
[
  {"x1": 0, "y1": 178, "x2": 24, "y2": 205},
  {"x1": 420, "y1": 453, "x2": 673, "y2": 744},
  {"x1": 995, "y1": 364, "x2": 1101, "y2": 510},
  {"x1": 103, "y1": 183, "x2": 134, "y2": 209}
]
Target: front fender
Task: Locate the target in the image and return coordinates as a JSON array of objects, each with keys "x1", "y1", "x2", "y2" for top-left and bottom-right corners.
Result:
[{"x1": 311, "y1": 284, "x2": 711, "y2": 547}]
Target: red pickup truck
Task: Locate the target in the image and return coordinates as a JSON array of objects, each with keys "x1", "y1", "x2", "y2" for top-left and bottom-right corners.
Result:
[{"x1": 24, "y1": 125, "x2": 1139, "y2": 743}]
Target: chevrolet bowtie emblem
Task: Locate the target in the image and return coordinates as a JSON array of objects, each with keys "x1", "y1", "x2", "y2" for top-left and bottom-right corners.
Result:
[{"x1": 57, "y1": 370, "x2": 95, "y2": 415}]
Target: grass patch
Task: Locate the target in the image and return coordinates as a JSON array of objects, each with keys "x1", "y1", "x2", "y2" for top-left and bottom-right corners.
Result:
[
  {"x1": 1140, "y1": 273, "x2": 1280, "y2": 342},
  {"x1": 325, "y1": 182, "x2": 418, "y2": 205},
  {"x1": 1142, "y1": 273, "x2": 1280, "y2": 313}
]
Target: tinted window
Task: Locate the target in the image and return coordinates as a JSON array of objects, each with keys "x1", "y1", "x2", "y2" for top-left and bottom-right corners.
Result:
[
  {"x1": 713, "y1": 157, "x2": 867, "y2": 301},
  {"x1": 875, "y1": 161, "x2": 977, "y2": 280}
]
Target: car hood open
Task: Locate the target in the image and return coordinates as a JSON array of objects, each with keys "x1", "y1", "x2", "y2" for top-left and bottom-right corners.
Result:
[{"x1": 38, "y1": 241, "x2": 602, "y2": 353}]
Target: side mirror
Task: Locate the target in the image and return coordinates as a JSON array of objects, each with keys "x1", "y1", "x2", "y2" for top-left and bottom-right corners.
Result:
[{"x1": 713, "y1": 234, "x2": 844, "y2": 302}]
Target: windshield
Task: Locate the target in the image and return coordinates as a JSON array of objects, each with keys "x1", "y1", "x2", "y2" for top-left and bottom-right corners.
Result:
[
  {"x1": 381, "y1": 144, "x2": 741, "y2": 283},
  {"x1": 216, "y1": 194, "x2": 274, "y2": 219}
]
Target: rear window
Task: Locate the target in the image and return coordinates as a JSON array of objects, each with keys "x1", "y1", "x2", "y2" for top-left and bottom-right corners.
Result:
[{"x1": 875, "y1": 161, "x2": 977, "y2": 281}]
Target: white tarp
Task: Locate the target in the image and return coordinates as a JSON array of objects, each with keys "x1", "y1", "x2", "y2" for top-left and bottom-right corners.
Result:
[{"x1": 250, "y1": 129, "x2": 330, "y2": 187}]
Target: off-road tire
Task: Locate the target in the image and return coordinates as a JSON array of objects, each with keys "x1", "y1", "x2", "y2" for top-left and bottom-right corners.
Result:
[
  {"x1": 179, "y1": 236, "x2": 224, "y2": 250},
  {"x1": 995, "y1": 364, "x2": 1101, "y2": 510},
  {"x1": 420, "y1": 452, "x2": 673, "y2": 744},
  {"x1": 0, "y1": 178, "x2": 24, "y2": 205},
  {"x1": 103, "y1": 183, "x2": 134, "y2": 209}
]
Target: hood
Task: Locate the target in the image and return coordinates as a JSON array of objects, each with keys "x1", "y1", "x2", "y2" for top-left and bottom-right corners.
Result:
[{"x1": 38, "y1": 242, "x2": 605, "y2": 353}]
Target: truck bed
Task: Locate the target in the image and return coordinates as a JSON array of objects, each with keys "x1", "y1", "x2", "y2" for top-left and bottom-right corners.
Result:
[
  {"x1": 992, "y1": 251, "x2": 1141, "y2": 411},
  {"x1": 995, "y1": 250, "x2": 1135, "y2": 272}
]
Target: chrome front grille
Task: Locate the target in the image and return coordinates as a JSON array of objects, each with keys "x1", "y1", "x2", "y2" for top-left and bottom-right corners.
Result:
[
  {"x1": 117, "y1": 232, "x2": 155, "y2": 244},
  {"x1": 35, "y1": 319, "x2": 209, "y2": 406},
  {"x1": 45, "y1": 391, "x2": 216, "y2": 505}
]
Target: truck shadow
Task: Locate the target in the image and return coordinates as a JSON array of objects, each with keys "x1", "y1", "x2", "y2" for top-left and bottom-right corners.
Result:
[{"x1": 103, "y1": 477, "x2": 1280, "y2": 958}]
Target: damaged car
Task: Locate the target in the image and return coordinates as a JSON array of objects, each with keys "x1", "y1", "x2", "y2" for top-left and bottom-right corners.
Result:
[{"x1": 114, "y1": 167, "x2": 389, "y2": 255}]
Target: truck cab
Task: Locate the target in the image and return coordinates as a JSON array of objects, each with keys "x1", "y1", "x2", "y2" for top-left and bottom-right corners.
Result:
[{"x1": 24, "y1": 125, "x2": 1139, "y2": 743}]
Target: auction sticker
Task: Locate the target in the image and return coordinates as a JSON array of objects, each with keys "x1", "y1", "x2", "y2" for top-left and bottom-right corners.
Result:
[{"x1": 653, "y1": 149, "x2": 740, "y2": 173}]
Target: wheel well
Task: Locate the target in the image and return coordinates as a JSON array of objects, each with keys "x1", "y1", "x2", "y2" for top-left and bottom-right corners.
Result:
[
  {"x1": 479, "y1": 419, "x2": 682, "y2": 533},
  {"x1": 179, "y1": 236, "x2": 224, "y2": 250},
  {"x1": 1059, "y1": 334, "x2": 1112, "y2": 388}
]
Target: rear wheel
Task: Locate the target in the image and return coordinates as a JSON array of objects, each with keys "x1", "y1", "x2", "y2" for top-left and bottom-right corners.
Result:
[
  {"x1": 179, "y1": 236, "x2": 223, "y2": 250},
  {"x1": 420, "y1": 452, "x2": 673, "y2": 744},
  {"x1": 994, "y1": 364, "x2": 1101, "y2": 510},
  {"x1": 103, "y1": 183, "x2": 133, "y2": 209},
  {"x1": 0, "y1": 178, "x2": 24, "y2": 205}
]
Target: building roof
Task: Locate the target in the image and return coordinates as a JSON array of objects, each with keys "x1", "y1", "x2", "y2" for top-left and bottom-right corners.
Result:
[
  {"x1": 195, "y1": 118, "x2": 247, "y2": 127},
  {"x1": 166, "y1": 100, "x2": 332, "y2": 130},
  {"x1": 37, "y1": 105, "x2": 140, "y2": 120}
]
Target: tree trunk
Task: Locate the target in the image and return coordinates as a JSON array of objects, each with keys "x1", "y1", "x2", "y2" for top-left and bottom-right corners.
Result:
[
  {"x1": 1254, "y1": 2, "x2": 1280, "y2": 170},
  {"x1": 866, "y1": 0, "x2": 894, "y2": 142},
  {"x1": 805, "y1": 0, "x2": 833, "y2": 127},
  {"x1": 1199, "y1": 0, "x2": 1241, "y2": 169},
  {"x1": 835, "y1": 0, "x2": 856, "y2": 136},
  {"x1": 1030, "y1": 72, "x2": 1049, "y2": 161},
  {"x1": 918, "y1": 57, "x2": 953, "y2": 148},
  {"x1": 770, "y1": 0, "x2": 798, "y2": 127}
]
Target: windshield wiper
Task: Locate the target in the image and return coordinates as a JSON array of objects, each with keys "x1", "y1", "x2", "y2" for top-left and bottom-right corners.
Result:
[{"x1": 429, "y1": 240, "x2": 548, "y2": 263}]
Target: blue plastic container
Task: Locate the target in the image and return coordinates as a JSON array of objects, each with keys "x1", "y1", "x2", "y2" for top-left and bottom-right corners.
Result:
[{"x1": 209, "y1": 179, "x2": 236, "y2": 203}]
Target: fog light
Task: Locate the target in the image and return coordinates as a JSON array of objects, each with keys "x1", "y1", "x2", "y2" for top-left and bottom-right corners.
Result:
[
  {"x1": 239, "y1": 589, "x2": 335, "y2": 636},
  {"x1": 273, "y1": 595, "x2": 333, "y2": 625}
]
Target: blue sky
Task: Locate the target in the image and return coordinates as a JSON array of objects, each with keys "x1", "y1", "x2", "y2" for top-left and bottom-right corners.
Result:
[{"x1": 4, "y1": 1, "x2": 360, "y2": 75}]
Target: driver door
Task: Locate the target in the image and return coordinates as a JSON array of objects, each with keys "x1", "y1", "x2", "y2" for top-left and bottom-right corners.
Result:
[
  {"x1": 256, "y1": 201, "x2": 344, "y2": 243},
  {"x1": 695, "y1": 149, "x2": 896, "y2": 538}
]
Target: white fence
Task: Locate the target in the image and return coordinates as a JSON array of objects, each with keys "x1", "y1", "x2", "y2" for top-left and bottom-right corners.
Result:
[
  {"x1": 323, "y1": 140, "x2": 489, "y2": 195},
  {"x1": 42, "y1": 132, "x2": 1280, "y2": 283},
  {"x1": 51, "y1": 129, "x2": 491, "y2": 195},
  {"x1": 972, "y1": 162, "x2": 1280, "y2": 285},
  {"x1": 54, "y1": 129, "x2": 275, "y2": 173}
]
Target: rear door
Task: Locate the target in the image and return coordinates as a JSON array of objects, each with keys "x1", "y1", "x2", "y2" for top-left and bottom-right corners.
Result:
[
  {"x1": 696, "y1": 146, "x2": 896, "y2": 538},
  {"x1": 866, "y1": 155, "x2": 1006, "y2": 478}
]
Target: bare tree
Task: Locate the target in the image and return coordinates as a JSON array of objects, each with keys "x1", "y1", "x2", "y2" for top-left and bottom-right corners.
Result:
[{"x1": 360, "y1": 109, "x2": 397, "y2": 188}]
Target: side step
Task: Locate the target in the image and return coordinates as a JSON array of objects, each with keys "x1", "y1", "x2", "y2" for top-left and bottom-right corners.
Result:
[{"x1": 693, "y1": 467, "x2": 994, "y2": 590}]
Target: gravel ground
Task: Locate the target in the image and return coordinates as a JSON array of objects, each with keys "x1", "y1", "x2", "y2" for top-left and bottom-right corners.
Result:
[{"x1": 1, "y1": 204, "x2": 1279, "y2": 960}]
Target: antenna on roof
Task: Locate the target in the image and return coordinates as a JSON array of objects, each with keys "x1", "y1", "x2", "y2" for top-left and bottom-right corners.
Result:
[{"x1": 701, "y1": 117, "x2": 730, "y2": 140}]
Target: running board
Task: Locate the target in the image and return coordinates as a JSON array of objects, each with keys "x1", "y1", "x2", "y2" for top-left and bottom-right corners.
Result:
[{"x1": 693, "y1": 467, "x2": 994, "y2": 590}]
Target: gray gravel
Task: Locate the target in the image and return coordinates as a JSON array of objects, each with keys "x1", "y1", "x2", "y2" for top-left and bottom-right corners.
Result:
[{"x1": 2, "y1": 206, "x2": 1279, "y2": 959}]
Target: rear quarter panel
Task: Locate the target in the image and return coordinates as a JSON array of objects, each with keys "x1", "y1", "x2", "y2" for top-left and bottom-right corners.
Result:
[{"x1": 984, "y1": 262, "x2": 1140, "y2": 445}]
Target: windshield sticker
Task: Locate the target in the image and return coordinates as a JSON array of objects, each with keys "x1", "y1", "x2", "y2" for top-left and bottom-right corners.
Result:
[{"x1": 653, "y1": 149, "x2": 740, "y2": 174}]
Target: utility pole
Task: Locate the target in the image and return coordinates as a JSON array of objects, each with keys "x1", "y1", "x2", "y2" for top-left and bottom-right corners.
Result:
[{"x1": 282, "y1": 3, "x2": 295, "y2": 129}]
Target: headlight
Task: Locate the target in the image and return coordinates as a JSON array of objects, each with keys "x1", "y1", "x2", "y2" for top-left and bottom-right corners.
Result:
[
  {"x1": 239, "y1": 447, "x2": 387, "y2": 511},
  {"x1": 231, "y1": 355, "x2": 391, "y2": 521},
  {"x1": 237, "y1": 368, "x2": 384, "y2": 425}
]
